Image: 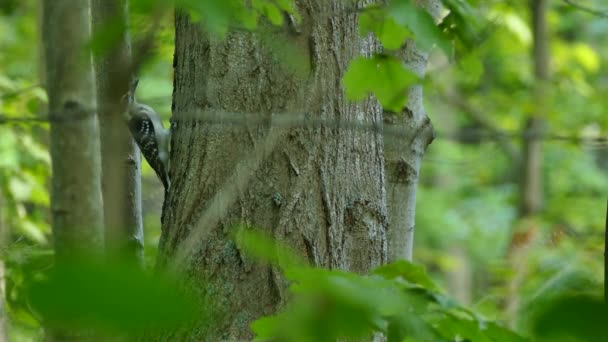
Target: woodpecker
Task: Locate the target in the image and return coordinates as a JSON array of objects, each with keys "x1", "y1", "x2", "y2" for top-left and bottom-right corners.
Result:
[{"x1": 123, "y1": 78, "x2": 171, "y2": 192}]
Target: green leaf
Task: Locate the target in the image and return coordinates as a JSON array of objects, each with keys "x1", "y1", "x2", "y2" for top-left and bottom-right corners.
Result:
[
  {"x1": 459, "y1": 53, "x2": 484, "y2": 84},
  {"x1": 251, "y1": 315, "x2": 282, "y2": 341},
  {"x1": 19, "y1": 135, "x2": 50, "y2": 165},
  {"x1": 374, "y1": 260, "x2": 440, "y2": 291},
  {"x1": 17, "y1": 219, "x2": 47, "y2": 244},
  {"x1": 233, "y1": 225, "x2": 305, "y2": 272},
  {"x1": 440, "y1": 0, "x2": 481, "y2": 49},
  {"x1": 252, "y1": 0, "x2": 283, "y2": 26},
  {"x1": 8, "y1": 177, "x2": 31, "y2": 202},
  {"x1": 274, "y1": 0, "x2": 297, "y2": 13},
  {"x1": 388, "y1": 0, "x2": 450, "y2": 54},
  {"x1": 254, "y1": 268, "x2": 408, "y2": 341},
  {"x1": 28, "y1": 259, "x2": 199, "y2": 334},
  {"x1": 25, "y1": 97, "x2": 40, "y2": 115},
  {"x1": 572, "y1": 43, "x2": 600, "y2": 73},
  {"x1": 359, "y1": 9, "x2": 412, "y2": 50},
  {"x1": 483, "y1": 322, "x2": 528, "y2": 342},
  {"x1": 177, "y1": 0, "x2": 238, "y2": 37},
  {"x1": 0, "y1": 128, "x2": 19, "y2": 168},
  {"x1": 532, "y1": 294, "x2": 606, "y2": 341},
  {"x1": 429, "y1": 312, "x2": 493, "y2": 342},
  {"x1": 23, "y1": 172, "x2": 49, "y2": 206},
  {"x1": 343, "y1": 55, "x2": 418, "y2": 112},
  {"x1": 240, "y1": 10, "x2": 259, "y2": 30}
]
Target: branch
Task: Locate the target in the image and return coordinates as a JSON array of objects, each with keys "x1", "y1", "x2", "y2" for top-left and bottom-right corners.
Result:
[
  {"x1": 440, "y1": 94, "x2": 522, "y2": 163},
  {"x1": 0, "y1": 84, "x2": 42, "y2": 100},
  {"x1": 562, "y1": 0, "x2": 608, "y2": 18}
]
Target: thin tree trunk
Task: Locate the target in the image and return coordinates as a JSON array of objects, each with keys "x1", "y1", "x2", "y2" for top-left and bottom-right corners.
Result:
[
  {"x1": 158, "y1": 2, "x2": 388, "y2": 339},
  {"x1": 507, "y1": 0, "x2": 549, "y2": 327},
  {"x1": 43, "y1": 0, "x2": 103, "y2": 259},
  {"x1": 520, "y1": 0, "x2": 548, "y2": 217},
  {"x1": 386, "y1": 0, "x2": 440, "y2": 262},
  {"x1": 37, "y1": 4, "x2": 46, "y2": 87},
  {"x1": 433, "y1": 79, "x2": 474, "y2": 305},
  {"x1": 91, "y1": 0, "x2": 144, "y2": 264},
  {"x1": 520, "y1": 116, "x2": 544, "y2": 215},
  {"x1": 446, "y1": 245, "x2": 472, "y2": 305},
  {"x1": 43, "y1": 1, "x2": 105, "y2": 338}
]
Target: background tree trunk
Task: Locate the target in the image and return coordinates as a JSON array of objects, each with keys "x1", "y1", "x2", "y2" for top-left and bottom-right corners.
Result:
[
  {"x1": 158, "y1": 2, "x2": 388, "y2": 339},
  {"x1": 385, "y1": 0, "x2": 440, "y2": 262},
  {"x1": 43, "y1": 0, "x2": 103, "y2": 260},
  {"x1": 92, "y1": 0, "x2": 144, "y2": 264},
  {"x1": 520, "y1": 0, "x2": 548, "y2": 217},
  {"x1": 507, "y1": 0, "x2": 550, "y2": 328}
]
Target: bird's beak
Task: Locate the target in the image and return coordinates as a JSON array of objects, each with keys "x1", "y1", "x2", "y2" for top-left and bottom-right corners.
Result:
[{"x1": 130, "y1": 77, "x2": 140, "y2": 94}]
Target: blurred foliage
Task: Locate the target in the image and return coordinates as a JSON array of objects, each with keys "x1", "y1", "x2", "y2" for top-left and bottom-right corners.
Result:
[
  {"x1": 236, "y1": 229, "x2": 601, "y2": 341},
  {"x1": 0, "y1": 0, "x2": 605, "y2": 340},
  {"x1": 344, "y1": 55, "x2": 420, "y2": 111},
  {"x1": 28, "y1": 258, "x2": 198, "y2": 335},
  {"x1": 416, "y1": 0, "x2": 607, "y2": 340}
]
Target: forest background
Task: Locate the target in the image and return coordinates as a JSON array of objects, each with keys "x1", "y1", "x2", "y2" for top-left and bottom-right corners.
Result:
[{"x1": 0, "y1": 0, "x2": 606, "y2": 340}]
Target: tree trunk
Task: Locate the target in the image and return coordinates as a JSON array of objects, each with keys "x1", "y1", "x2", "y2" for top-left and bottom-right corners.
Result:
[
  {"x1": 385, "y1": 0, "x2": 440, "y2": 262},
  {"x1": 507, "y1": 0, "x2": 549, "y2": 328},
  {"x1": 520, "y1": 0, "x2": 548, "y2": 217},
  {"x1": 158, "y1": 2, "x2": 389, "y2": 339},
  {"x1": 43, "y1": 0, "x2": 103, "y2": 260},
  {"x1": 91, "y1": 0, "x2": 144, "y2": 264}
]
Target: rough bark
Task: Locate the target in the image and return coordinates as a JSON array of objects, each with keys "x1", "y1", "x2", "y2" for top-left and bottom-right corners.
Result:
[
  {"x1": 91, "y1": 0, "x2": 144, "y2": 264},
  {"x1": 159, "y1": 2, "x2": 389, "y2": 339},
  {"x1": 43, "y1": 0, "x2": 103, "y2": 260},
  {"x1": 385, "y1": 0, "x2": 440, "y2": 262}
]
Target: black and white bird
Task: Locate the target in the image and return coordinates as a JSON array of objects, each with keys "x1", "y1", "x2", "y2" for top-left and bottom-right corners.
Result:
[{"x1": 123, "y1": 78, "x2": 171, "y2": 192}]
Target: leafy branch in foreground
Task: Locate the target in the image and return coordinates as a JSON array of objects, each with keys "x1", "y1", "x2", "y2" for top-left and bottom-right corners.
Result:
[
  {"x1": 27, "y1": 258, "x2": 199, "y2": 336},
  {"x1": 235, "y1": 228, "x2": 526, "y2": 342}
]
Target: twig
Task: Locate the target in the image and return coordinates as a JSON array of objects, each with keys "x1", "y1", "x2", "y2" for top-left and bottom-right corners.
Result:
[
  {"x1": 0, "y1": 84, "x2": 42, "y2": 100},
  {"x1": 562, "y1": 0, "x2": 608, "y2": 19},
  {"x1": 439, "y1": 93, "x2": 522, "y2": 163}
]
